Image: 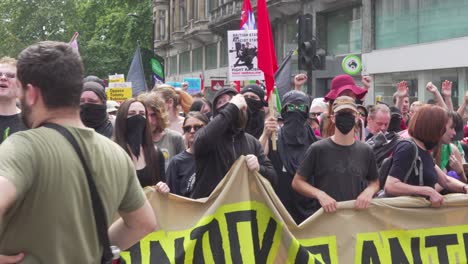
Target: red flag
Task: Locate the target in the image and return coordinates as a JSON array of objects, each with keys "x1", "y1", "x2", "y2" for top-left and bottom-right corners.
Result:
[
  {"x1": 240, "y1": 0, "x2": 256, "y2": 30},
  {"x1": 256, "y1": 0, "x2": 278, "y2": 100},
  {"x1": 234, "y1": 81, "x2": 241, "y2": 92},
  {"x1": 199, "y1": 73, "x2": 204, "y2": 94}
]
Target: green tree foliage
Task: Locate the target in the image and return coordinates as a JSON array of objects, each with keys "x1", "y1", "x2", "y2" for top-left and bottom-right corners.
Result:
[{"x1": 0, "y1": 0, "x2": 153, "y2": 82}]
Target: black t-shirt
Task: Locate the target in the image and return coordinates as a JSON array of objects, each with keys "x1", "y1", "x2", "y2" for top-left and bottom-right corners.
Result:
[
  {"x1": 0, "y1": 114, "x2": 27, "y2": 144},
  {"x1": 389, "y1": 140, "x2": 437, "y2": 187},
  {"x1": 298, "y1": 138, "x2": 379, "y2": 212},
  {"x1": 166, "y1": 150, "x2": 196, "y2": 197}
]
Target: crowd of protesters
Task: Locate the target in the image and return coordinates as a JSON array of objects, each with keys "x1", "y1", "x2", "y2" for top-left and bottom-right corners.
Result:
[{"x1": 1, "y1": 41, "x2": 468, "y2": 262}]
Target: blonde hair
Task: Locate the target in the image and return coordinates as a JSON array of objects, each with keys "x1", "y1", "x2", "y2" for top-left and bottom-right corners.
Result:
[
  {"x1": 137, "y1": 92, "x2": 170, "y2": 133},
  {"x1": 0, "y1": 57, "x2": 17, "y2": 67},
  {"x1": 152, "y1": 84, "x2": 193, "y2": 113}
]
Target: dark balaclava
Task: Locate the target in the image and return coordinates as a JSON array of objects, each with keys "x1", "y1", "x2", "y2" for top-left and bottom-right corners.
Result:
[
  {"x1": 126, "y1": 115, "x2": 147, "y2": 159},
  {"x1": 281, "y1": 90, "x2": 312, "y2": 145},
  {"x1": 241, "y1": 84, "x2": 267, "y2": 139},
  {"x1": 80, "y1": 82, "x2": 108, "y2": 128}
]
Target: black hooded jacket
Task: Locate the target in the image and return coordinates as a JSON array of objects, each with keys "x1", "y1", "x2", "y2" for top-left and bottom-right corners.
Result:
[{"x1": 191, "y1": 90, "x2": 277, "y2": 199}]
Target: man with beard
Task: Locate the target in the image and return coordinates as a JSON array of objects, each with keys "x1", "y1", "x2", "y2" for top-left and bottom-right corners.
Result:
[
  {"x1": 79, "y1": 81, "x2": 113, "y2": 138},
  {"x1": 292, "y1": 96, "x2": 379, "y2": 215},
  {"x1": 241, "y1": 84, "x2": 267, "y2": 139},
  {"x1": 0, "y1": 41, "x2": 156, "y2": 263},
  {"x1": 260, "y1": 90, "x2": 319, "y2": 224},
  {"x1": 0, "y1": 57, "x2": 27, "y2": 144},
  {"x1": 190, "y1": 88, "x2": 276, "y2": 199}
]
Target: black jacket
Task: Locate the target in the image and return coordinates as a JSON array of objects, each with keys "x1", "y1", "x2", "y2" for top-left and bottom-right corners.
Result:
[{"x1": 191, "y1": 103, "x2": 277, "y2": 198}]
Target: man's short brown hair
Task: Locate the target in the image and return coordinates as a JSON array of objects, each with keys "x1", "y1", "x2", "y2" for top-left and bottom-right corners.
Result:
[
  {"x1": 408, "y1": 105, "x2": 448, "y2": 144},
  {"x1": 17, "y1": 41, "x2": 83, "y2": 109}
]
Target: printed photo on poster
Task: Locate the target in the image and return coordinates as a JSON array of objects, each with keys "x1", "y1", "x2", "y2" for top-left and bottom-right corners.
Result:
[{"x1": 228, "y1": 30, "x2": 264, "y2": 81}]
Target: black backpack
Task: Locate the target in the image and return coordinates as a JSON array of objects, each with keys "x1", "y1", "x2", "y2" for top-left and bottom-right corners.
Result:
[
  {"x1": 366, "y1": 132, "x2": 401, "y2": 168},
  {"x1": 368, "y1": 133, "x2": 423, "y2": 190}
]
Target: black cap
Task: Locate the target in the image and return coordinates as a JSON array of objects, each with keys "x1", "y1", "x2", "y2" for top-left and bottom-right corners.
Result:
[
  {"x1": 82, "y1": 81, "x2": 107, "y2": 103},
  {"x1": 241, "y1": 84, "x2": 267, "y2": 106},
  {"x1": 212, "y1": 88, "x2": 238, "y2": 117}
]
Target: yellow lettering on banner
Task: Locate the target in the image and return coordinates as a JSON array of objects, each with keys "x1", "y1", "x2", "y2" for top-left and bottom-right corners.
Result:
[
  {"x1": 121, "y1": 201, "x2": 283, "y2": 264},
  {"x1": 287, "y1": 236, "x2": 338, "y2": 264},
  {"x1": 355, "y1": 225, "x2": 468, "y2": 264}
]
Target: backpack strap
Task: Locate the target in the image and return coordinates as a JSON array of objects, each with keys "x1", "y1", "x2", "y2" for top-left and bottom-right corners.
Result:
[
  {"x1": 403, "y1": 138, "x2": 424, "y2": 186},
  {"x1": 43, "y1": 123, "x2": 114, "y2": 263}
]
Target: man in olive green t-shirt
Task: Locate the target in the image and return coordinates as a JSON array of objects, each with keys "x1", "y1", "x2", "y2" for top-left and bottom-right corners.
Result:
[{"x1": 0, "y1": 41, "x2": 157, "y2": 263}]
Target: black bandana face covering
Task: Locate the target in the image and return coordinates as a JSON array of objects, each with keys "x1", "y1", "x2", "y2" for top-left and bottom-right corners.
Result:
[
  {"x1": 335, "y1": 112, "x2": 356, "y2": 135},
  {"x1": 126, "y1": 115, "x2": 147, "y2": 158},
  {"x1": 80, "y1": 103, "x2": 107, "y2": 128},
  {"x1": 245, "y1": 98, "x2": 265, "y2": 138}
]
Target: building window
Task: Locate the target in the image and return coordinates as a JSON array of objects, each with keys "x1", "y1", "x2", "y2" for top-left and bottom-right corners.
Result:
[
  {"x1": 169, "y1": 56, "x2": 177, "y2": 76},
  {"x1": 373, "y1": 68, "x2": 460, "y2": 109},
  {"x1": 158, "y1": 10, "x2": 166, "y2": 40},
  {"x1": 208, "y1": 0, "x2": 217, "y2": 12},
  {"x1": 192, "y1": 47, "x2": 203, "y2": 71},
  {"x1": 285, "y1": 18, "x2": 297, "y2": 55},
  {"x1": 179, "y1": 51, "x2": 190, "y2": 73},
  {"x1": 375, "y1": 0, "x2": 468, "y2": 49},
  {"x1": 325, "y1": 7, "x2": 362, "y2": 55},
  {"x1": 205, "y1": 43, "x2": 218, "y2": 69},
  {"x1": 220, "y1": 37, "x2": 228, "y2": 67},
  {"x1": 180, "y1": 0, "x2": 187, "y2": 27},
  {"x1": 192, "y1": 0, "x2": 198, "y2": 20}
]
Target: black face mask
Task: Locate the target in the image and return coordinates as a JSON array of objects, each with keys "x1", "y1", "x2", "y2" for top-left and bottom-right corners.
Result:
[
  {"x1": 245, "y1": 98, "x2": 264, "y2": 112},
  {"x1": 80, "y1": 103, "x2": 107, "y2": 128},
  {"x1": 282, "y1": 110, "x2": 309, "y2": 145},
  {"x1": 245, "y1": 98, "x2": 265, "y2": 138},
  {"x1": 126, "y1": 115, "x2": 147, "y2": 159},
  {"x1": 335, "y1": 112, "x2": 356, "y2": 135}
]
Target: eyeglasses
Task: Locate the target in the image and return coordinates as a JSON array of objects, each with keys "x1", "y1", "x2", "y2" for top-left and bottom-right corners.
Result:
[
  {"x1": 0, "y1": 72, "x2": 15, "y2": 79},
  {"x1": 286, "y1": 104, "x2": 307, "y2": 112},
  {"x1": 183, "y1": 124, "x2": 204, "y2": 133},
  {"x1": 358, "y1": 112, "x2": 366, "y2": 117},
  {"x1": 309, "y1": 112, "x2": 322, "y2": 117}
]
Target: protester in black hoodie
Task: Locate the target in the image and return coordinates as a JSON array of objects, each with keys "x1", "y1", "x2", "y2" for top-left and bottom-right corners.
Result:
[
  {"x1": 79, "y1": 81, "x2": 113, "y2": 138},
  {"x1": 259, "y1": 90, "x2": 319, "y2": 224},
  {"x1": 190, "y1": 88, "x2": 277, "y2": 199}
]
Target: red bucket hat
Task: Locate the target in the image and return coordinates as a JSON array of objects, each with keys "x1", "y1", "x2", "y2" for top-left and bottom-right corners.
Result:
[{"x1": 324, "y1": 74, "x2": 368, "y2": 102}]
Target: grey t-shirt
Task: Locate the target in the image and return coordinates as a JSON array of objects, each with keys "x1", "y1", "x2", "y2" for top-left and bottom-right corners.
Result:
[
  {"x1": 298, "y1": 138, "x2": 379, "y2": 213},
  {"x1": 154, "y1": 128, "x2": 185, "y2": 170}
]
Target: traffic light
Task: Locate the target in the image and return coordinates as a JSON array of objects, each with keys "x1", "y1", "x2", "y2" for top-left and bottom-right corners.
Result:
[{"x1": 297, "y1": 14, "x2": 323, "y2": 70}]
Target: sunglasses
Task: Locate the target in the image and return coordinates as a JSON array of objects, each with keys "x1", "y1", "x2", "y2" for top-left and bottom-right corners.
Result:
[
  {"x1": 286, "y1": 104, "x2": 307, "y2": 112},
  {"x1": 0, "y1": 72, "x2": 15, "y2": 79},
  {"x1": 182, "y1": 124, "x2": 204, "y2": 133}
]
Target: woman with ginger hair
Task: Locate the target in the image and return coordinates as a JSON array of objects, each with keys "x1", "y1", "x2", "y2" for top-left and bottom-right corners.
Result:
[{"x1": 152, "y1": 84, "x2": 193, "y2": 134}]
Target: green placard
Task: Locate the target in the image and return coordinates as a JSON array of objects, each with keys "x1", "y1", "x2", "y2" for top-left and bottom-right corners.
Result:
[{"x1": 341, "y1": 55, "x2": 362, "y2": 75}]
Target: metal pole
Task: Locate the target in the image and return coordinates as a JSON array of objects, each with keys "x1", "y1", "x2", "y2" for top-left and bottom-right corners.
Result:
[{"x1": 307, "y1": 68, "x2": 313, "y2": 95}]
